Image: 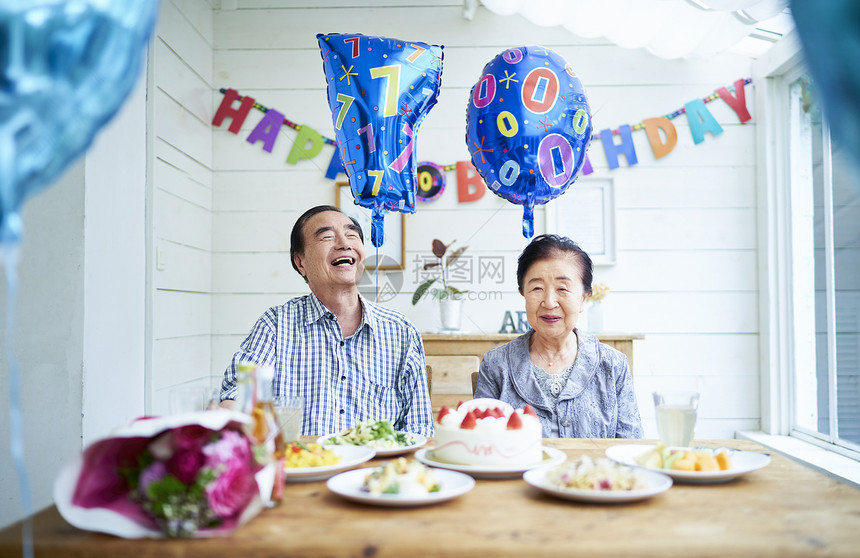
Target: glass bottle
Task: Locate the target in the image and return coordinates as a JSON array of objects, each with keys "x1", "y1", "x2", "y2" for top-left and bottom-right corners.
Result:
[
  {"x1": 238, "y1": 362, "x2": 285, "y2": 505},
  {"x1": 235, "y1": 361, "x2": 257, "y2": 415}
]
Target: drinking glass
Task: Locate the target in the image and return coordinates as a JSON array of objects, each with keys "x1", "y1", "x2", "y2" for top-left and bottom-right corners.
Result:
[
  {"x1": 274, "y1": 396, "x2": 304, "y2": 442},
  {"x1": 652, "y1": 391, "x2": 699, "y2": 447},
  {"x1": 169, "y1": 386, "x2": 212, "y2": 414}
]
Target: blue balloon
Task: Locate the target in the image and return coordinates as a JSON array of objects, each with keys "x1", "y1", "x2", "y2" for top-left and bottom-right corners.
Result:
[
  {"x1": 466, "y1": 46, "x2": 592, "y2": 238},
  {"x1": 0, "y1": 0, "x2": 159, "y2": 245},
  {"x1": 792, "y1": 0, "x2": 860, "y2": 172},
  {"x1": 317, "y1": 33, "x2": 444, "y2": 247}
]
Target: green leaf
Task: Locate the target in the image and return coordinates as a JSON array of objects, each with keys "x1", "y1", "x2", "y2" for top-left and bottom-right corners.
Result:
[
  {"x1": 412, "y1": 278, "x2": 437, "y2": 305},
  {"x1": 448, "y1": 286, "x2": 468, "y2": 295},
  {"x1": 146, "y1": 475, "x2": 186, "y2": 502}
]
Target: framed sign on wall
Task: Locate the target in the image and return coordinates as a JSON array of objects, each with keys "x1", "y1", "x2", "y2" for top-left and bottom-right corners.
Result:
[
  {"x1": 335, "y1": 182, "x2": 406, "y2": 270},
  {"x1": 545, "y1": 178, "x2": 616, "y2": 266}
]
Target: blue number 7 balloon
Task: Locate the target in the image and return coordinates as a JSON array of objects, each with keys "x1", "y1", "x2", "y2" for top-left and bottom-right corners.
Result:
[
  {"x1": 466, "y1": 46, "x2": 592, "y2": 238},
  {"x1": 317, "y1": 33, "x2": 444, "y2": 247},
  {"x1": 0, "y1": 0, "x2": 159, "y2": 245}
]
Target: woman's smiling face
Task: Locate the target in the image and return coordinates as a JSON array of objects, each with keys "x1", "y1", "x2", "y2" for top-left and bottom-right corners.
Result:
[{"x1": 521, "y1": 254, "x2": 588, "y2": 339}]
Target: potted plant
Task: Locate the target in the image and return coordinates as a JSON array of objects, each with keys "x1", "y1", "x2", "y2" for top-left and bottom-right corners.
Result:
[
  {"x1": 412, "y1": 239, "x2": 468, "y2": 331},
  {"x1": 585, "y1": 282, "x2": 609, "y2": 332}
]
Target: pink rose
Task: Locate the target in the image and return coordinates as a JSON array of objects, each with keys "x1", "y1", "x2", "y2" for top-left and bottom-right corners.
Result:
[
  {"x1": 205, "y1": 462, "x2": 256, "y2": 518},
  {"x1": 203, "y1": 429, "x2": 253, "y2": 470},
  {"x1": 167, "y1": 449, "x2": 206, "y2": 485}
]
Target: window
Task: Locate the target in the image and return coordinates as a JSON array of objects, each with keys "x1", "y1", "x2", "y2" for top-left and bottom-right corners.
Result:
[{"x1": 788, "y1": 74, "x2": 860, "y2": 453}]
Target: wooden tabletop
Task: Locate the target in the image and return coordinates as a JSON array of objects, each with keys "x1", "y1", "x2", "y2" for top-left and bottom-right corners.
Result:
[{"x1": 2, "y1": 438, "x2": 859, "y2": 557}]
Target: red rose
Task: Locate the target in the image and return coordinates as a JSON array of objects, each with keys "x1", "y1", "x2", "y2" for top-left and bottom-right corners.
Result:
[
  {"x1": 172, "y1": 425, "x2": 213, "y2": 451},
  {"x1": 167, "y1": 449, "x2": 206, "y2": 485},
  {"x1": 205, "y1": 462, "x2": 256, "y2": 518}
]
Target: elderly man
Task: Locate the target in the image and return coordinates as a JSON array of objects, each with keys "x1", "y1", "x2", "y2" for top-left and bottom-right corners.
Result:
[{"x1": 219, "y1": 205, "x2": 434, "y2": 437}]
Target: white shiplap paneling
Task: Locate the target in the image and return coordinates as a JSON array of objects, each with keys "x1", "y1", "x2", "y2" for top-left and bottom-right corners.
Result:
[
  {"x1": 150, "y1": 0, "x2": 215, "y2": 413},
  {"x1": 204, "y1": 2, "x2": 759, "y2": 438}
]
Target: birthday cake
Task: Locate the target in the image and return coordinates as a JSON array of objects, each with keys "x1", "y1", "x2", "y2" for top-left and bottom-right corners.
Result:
[{"x1": 432, "y1": 398, "x2": 543, "y2": 466}]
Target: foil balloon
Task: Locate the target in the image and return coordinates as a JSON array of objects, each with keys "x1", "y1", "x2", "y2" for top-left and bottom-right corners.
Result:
[
  {"x1": 466, "y1": 46, "x2": 592, "y2": 238},
  {"x1": 317, "y1": 33, "x2": 444, "y2": 247},
  {"x1": 792, "y1": 0, "x2": 860, "y2": 171},
  {"x1": 0, "y1": 0, "x2": 160, "y2": 245}
]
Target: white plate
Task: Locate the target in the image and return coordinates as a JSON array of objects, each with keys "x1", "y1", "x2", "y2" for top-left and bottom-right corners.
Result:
[
  {"x1": 523, "y1": 466, "x2": 673, "y2": 503},
  {"x1": 414, "y1": 447, "x2": 567, "y2": 479},
  {"x1": 326, "y1": 467, "x2": 475, "y2": 507},
  {"x1": 317, "y1": 433, "x2": 427, "y2": 456},
  {"x1": 605, "y1": 444, "x2": 771, "y2": 484},
  {"x1": 285, "y1": 445, "x2": 376, "y2": 482}
]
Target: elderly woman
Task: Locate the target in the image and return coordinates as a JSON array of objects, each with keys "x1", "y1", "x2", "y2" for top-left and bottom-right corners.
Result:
[{"x1": 475, "y1": 234, "x2": 642, "y2": 438}]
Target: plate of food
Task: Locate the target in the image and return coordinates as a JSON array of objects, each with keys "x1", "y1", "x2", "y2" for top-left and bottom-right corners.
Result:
[
  {"x1": 414, "y1": 446, "x2": 567, "y2": 479},
  {"x1": 284, "y1": 442, "x2": 376, "y2": 483},
  {"x1": 318, "y1": 419, "x2": 427, "y2": 456},
  {"x1": 326, "y1": 457, "x2": 475, "y2": 507},
  {"x1": 605, "y1": 444, "x2": 771, "y2": 484},
  {"x1": 523, "y1": 456, "x2": 673, "y2": 503}
]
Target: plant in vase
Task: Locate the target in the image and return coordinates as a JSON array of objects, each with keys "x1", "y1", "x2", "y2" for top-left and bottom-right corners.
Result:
[
  {"x1": 412, "y1": 239, "x2": 468, "y2": 331},
  {"x1": 584, "y1": 282, "x2": 609, "y2": 332}
]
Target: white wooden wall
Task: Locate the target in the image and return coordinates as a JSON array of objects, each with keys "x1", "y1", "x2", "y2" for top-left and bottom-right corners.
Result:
[
  {"x1": 150, "y1": 0, "x2": 217, "y2": 415},
  {"x1": 199, "y1": 0, "x2": 760, "y2": 439}
]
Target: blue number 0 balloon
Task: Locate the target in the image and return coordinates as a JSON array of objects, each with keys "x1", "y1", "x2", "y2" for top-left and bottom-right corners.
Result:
[
  {"x1": 466, "y1": 46, "x2": 592, "y2": 238},
  {"x1": 0, "y1": 0, "x2": 159, "y2": 245},
  {"x1": 317, "y1": 33, "x2": 444, "y2": 247}
]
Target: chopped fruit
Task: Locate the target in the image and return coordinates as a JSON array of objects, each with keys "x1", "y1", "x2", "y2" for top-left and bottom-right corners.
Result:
[
  {"x1": 436, "y1": 406, "x2": 451, "y2": 422},
  {"x1": 672, "y1": 456, "x2": 696, "y2": 471},
  {"x1": 489, "y1": 407, "x2": 505, "y2": 418},
  {"x1": 636, "y1": 444, "x2": 734, "y2": 473},
  {"x1": 460, "y1": 411, "x2": 477, "y2": 429},
  {"x1": 473, "y1": 408, "x2": 487, "y2": 419},
  {"x1": 693, "y1": 452, "x2": 719, "y2": 472},
  {"x1": 639, "y1": 450, "x2": 663, "y2": 469},
  {"x1": 715, "y1": 450, "x2": 732, "y2": 471},
  {"x1": 523, "y1": 404, "x2": 538, "y2": 417},
  {"x1": 456, "y1": 400, "x2": 465, "y2": 409},
  {"x1": 506, "y1": 412, "x2": 523, "y2": 430}
]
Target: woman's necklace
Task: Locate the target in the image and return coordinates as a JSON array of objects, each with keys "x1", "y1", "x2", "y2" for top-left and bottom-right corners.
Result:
[{"x1": 531, "y1": 340, "x2": 575, "y2": 371}]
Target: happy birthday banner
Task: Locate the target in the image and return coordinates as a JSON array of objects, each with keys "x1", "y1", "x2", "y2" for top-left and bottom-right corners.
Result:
[{"x1": 212, "y1": 77, "x2": 752, "y2": 202}]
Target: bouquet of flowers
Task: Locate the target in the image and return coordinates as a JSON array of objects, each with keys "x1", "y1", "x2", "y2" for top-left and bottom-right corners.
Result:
[{"x1": 55, "y1": 411, "x2": 267, "y2": 538}]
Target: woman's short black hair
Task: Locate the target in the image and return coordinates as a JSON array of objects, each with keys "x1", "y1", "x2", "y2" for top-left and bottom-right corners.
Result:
[
  {"x1": 289, "y1": 205, "x2": 364, "y2": 276},
  {"x1": 516, "y1": 234, "x2": 593, "y2": 295}
]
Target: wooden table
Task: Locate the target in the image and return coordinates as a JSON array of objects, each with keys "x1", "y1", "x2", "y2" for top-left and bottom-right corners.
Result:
[{"x1": 2, "y1": 438, "x2": 859, "y2": 557}]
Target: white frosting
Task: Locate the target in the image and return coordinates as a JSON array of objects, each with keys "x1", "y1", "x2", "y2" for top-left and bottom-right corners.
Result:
[{"x1": 433, "y1": 398, "x2": 542, "y2": 466}]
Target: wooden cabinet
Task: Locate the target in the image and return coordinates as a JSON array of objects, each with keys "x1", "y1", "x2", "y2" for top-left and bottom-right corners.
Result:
[{"x1": 422, "y1": 332, "x2": 643, "y2": 413}]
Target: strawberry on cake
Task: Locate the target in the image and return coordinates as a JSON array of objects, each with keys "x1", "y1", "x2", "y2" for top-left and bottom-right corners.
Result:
[{"x1": 432, "y1": 398, "x2": 543, "y2": 466}]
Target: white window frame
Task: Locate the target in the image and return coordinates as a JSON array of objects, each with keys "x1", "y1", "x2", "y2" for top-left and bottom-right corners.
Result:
[{"x1": 754, "y1": 32, "x2": 860, "y2": 461}]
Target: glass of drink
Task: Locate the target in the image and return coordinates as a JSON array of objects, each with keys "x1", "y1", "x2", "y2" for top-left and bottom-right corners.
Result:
[
  {"x1": 169, "y1": 386, "x2": 212, "y2": 414},
  {"x1": 652, "y1": 391, "x2": 699, "y2": 447},
  {"x1": 274, "y1": 396, "x2": 304, "y2": 442}
]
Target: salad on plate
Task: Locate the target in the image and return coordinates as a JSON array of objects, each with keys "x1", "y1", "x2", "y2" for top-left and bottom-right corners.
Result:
[
  {"x1": 320, "y1": 419, "x2": 418, "y2": 450},
  {"x1": 545, "y1": 455, "x2": 646, "y2": 492},
  {"x1": 361, "y1": 457, "x2": 440, "y2": 496}
]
